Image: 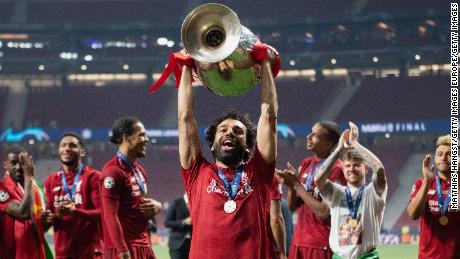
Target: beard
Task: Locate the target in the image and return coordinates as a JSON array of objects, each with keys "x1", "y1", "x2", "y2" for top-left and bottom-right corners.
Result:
[
  {"x1": 10, "y1": 170, "x2": 24, "y2": 183},
  {"x1": 60, "y1": 155, "x2": 80, "y2": 167},
  {"x1": 212, "y1": 139, "x2": 247, "y2": 168}
]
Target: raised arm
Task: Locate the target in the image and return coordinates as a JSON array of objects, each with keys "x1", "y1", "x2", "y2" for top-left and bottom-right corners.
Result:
[
  {"x1": 314, "y1": 130, "x2": 349, "y2": 192},
  {"x1": 178, "y1": 65, "x2": 201, "y2": 168},
  {"x1": 407, "y1": 155, "x2": 434, "y2": 219},
  {"x1": 256, "y1": 60, "x2": 278, "y2": 164},
  {"x1": 6, "y1": 153, "x2": 35, "y2": 219},
  {"x1": 348, "y1": 122, "x2": 386, "y2": 196}
]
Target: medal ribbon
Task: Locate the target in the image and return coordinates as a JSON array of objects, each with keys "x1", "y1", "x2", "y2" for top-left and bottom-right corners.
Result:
[
  {"x1": 216, "y1": 166, "x2": 244, "y2": 201},
  {"x1": 435, "y1": 173, "x2": 451, "y2": 215},
  {"x1": 59, "y1": 163, "x2": 83, "y2": 202},
  {"x1": 117, "y1": 151, "x2": 147, "y2": 194},
  {"x1": 304, "y1": 160, "x2": 324, "y2": 191},
  {"x1": 345, "y1": 185, "x2": 366, "y2": 219}
]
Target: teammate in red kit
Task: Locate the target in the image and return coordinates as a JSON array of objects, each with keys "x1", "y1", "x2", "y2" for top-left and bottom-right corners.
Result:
[
  {"x1": 101, "y1": 117, "x2": 162, "y2": 259},
  {"x1": 407, "y1": 134, "x2": 460, "y2": 259},
  {"x1": 177, "y1": 54, "x2": 278, "y2": 258},
  {"x1": 276, "y1": 121, "x2": 346, "y2": 259},
  {"x1": 42, "y1": 132, "x2": 103, "y2": 258},
  {"x1": 0, "y1": 146, "x2": 47, "y2": 258}
]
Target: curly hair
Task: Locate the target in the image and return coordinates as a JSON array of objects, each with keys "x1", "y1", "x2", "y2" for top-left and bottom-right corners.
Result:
[
  {"x1": 108, "y1": 117, "x2": 141, "y2": 145},
  {"x1": 205, "y1": 110, "x2": 256, "y2": 150}
]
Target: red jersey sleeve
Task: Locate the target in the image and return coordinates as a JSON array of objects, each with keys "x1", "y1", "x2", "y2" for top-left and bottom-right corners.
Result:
[
  {"x1": 269, "y1": 177, "x2": 282, "y2": 201},
  {"x1": 89, "y1": 170, "x2": 101, "y2": 208},
  {"x1": 101, "y1": 166, "x2": 124, "y2": 200},
  {"x1": 101, "y1": 166, "x2": 128, "y2": 253},
  {"x1": 0, "y1": 185, "x2": 13, "y2": 212},
  {"x1": 248, "y1": 147, "x2": 275, "y2": 186},
  {"x1": 181, "y1": 153, "x2": 206, "y2": 193},
  {"x1": 43, "y1": 176, "x2": 55, "y2": 213},
  {"x1": 410, "y1": 178, "x2": 423, "y2": 199}
]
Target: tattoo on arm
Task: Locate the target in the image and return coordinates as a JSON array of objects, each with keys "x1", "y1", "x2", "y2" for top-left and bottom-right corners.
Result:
[
  {"x1": 322, "y1": 181, "x2": 335, "y2": 197},
  {"x1": 315, "y1": 149, "x2": 341, "y2": 189},
  {"x1": 353, "y1": 143, "x2": 386, "y2": 191}
]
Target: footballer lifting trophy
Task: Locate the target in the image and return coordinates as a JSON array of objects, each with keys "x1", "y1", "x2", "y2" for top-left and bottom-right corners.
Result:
[{"x1": 150, "y1": 3, "x2": 280, "y2": 96}]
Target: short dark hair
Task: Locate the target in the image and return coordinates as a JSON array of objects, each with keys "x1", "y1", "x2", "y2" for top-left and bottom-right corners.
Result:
[
  {"x1": 60, "y1": 132, "x2": 85, "y2": 148},
  {"x1": 342, "y1": 150, "x2": 364, "y2": 162},
  {"x1": 205, "y1": 110, "x2": 256, "y2": 150},
  {"x1": 108, "y1": 117, "x2": 141, "y2": 145},
  {"x1": 5, "y1": 145, "x2": 26, "y2": 157},
  {"x1": 318, "y1": 121, "x2": 340, "y2": 146}
]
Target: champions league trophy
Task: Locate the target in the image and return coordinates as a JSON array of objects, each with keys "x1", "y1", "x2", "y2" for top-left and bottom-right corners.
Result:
[{"x1": 150, "y1": 3, "x2": 280, "y2": 96}]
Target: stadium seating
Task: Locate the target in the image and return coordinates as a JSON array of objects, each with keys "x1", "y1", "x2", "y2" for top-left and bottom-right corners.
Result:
[{"x1": 336, "y1": 75, "x2": 449, "y2": 122}]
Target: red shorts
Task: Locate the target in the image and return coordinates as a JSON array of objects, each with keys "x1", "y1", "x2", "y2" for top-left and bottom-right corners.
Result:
[
  {"x1": 288, "y1": 245, "x2": 333, "y2": 259},
  {"x1": 103, "y1": 246, "x2": 156, "y2": 259},
  {"x1": 56, "y1": 253, "x2": 103, "y2": 259}
]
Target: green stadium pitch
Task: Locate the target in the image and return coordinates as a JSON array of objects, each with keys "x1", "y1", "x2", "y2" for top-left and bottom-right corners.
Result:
[
  {"x1": 152, "y1": 244, "x2": 419, "y2": 259},
  {"x1": 48, "y1": 244, "x2": 418, "y2": 258},
  {"x1": 379, "y1": 244, "x2": 418, "y2": 259}
]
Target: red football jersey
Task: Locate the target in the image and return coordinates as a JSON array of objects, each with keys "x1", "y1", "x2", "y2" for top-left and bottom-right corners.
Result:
[
  {"x1": 0, "y1": 174, "x2": 42, "y2": 259},
  {"x1": 410, "y1": 177, "x2": 460, "y2": 259},
  {"x1": 292, "y1": 156, "x2": 346, "y2": 250},
  {"x1": 270, "y1": 176, "x2": 282, "y2": 201},
  {"x1": 182, "y1": 148, "x2": 275, "y2": 259},
  {"x1": 100, "y1": 156, "x2": 151, "y2": 254},
  {"x1": 44, "y1": 165, "x2": 103, "y2": 257}
]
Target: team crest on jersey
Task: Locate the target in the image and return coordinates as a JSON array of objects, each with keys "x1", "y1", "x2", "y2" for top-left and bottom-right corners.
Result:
[
  {"x1": 0, "y1": 191, "x2": 9, "y2": 202},
  {"x1": 104, "y1": 177, "x2": 115, "y2": 189}
]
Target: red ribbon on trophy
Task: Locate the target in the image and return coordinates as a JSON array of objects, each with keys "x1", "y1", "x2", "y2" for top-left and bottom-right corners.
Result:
[
  {"x1": 149, "y1": 44, "x2": 281, "y2": 94},
  {"x1": 250, "y1": 43, "x2": 281, "y2": 78},
  {"x1": 148, "y1": 51, "x2": 196, "y2": 93}
]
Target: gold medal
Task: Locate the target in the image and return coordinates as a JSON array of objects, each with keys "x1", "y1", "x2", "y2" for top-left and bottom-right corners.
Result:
[
  {"x1": 348, "y1": 219, "x2": 358, "y2": 228},
  {"x1": 224, "y1": 200, "x2": 237, "y2": 214},
  {"x1": 439, "y1": 215, "x2": 449, "y2": 226}
]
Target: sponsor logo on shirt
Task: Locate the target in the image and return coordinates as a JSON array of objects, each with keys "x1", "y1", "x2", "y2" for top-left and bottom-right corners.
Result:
[
  {"x1": 53, "y1": 186, "x2": 61, "y2": 192},
  {"x1": 103, "y1": 177, "x2": 115, "y2": 189},
  {"x1": 206, "y1": 172, "x2": 253, "y2": 197},
  {"x1": 207, "y1": 179, "x2": 226, "y2": 195},
  {"x1": 0, "y1": 191, "x2": 10, "y2": 202}
]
